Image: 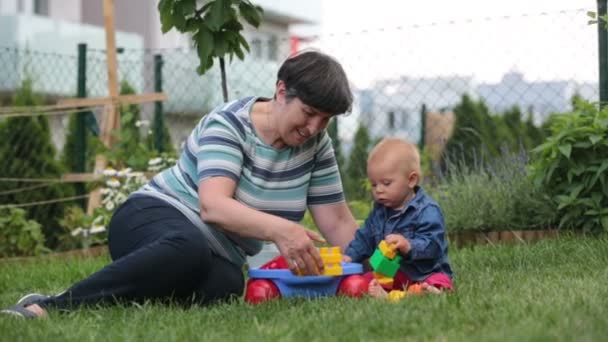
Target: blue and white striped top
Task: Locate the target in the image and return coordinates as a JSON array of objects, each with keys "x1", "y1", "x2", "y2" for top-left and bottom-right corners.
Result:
[{"x1": 134, "y1": 97, "x2": 345, "y2": 266}]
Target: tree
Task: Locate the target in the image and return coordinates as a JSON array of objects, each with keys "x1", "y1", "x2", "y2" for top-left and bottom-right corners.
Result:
[
  {"x1": 158, "y1": 0, "x2": 264, "y2": 102},
  {"x1": 327, "y1": 118, "x2": 345, "y2": 179},
  {"x1": 443, "y1": 94, "x2": 494, "y2": 168},
  {"x1": 0, "y1": 78, "x2": 73, "y2": 248},
  {"x1": 344, "y1": 124, "x2": 372, "y2": 202}
]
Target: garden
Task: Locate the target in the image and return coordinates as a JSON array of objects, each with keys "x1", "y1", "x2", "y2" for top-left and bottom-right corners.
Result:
[{"x1": 1, "y1": 1, "x2": 607, "y2": 339}]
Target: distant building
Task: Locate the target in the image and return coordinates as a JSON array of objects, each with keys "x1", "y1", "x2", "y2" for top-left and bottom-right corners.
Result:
[
  {"x1": 0, "y1": 0, "x2": 320, "y2": 102},
  {"x1": 0, "y1": 0, "x2": 320, "y2": 148},
  {"x1": 357, "y1": 75, "x2": 475, "y2": 142},
  {"x1": 476, "y1": 71, "x2": 598, "y2": 122},
  {"x1": 356, "y1": 71, "x2": 599, "y2": 149}
]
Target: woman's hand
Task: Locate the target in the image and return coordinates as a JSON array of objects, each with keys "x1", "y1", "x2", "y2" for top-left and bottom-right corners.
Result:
[
  {"x1": 273, "y1": 223, "x2": 326, "y2": 276},
  {"x1": 385, "y1": 233, "x2": 411, "y2": 255}
]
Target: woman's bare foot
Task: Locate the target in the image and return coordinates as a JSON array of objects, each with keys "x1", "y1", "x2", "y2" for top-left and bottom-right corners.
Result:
[
  {"x1": 368, "y1": 279, "x2": 388, "y2": 299},
  {"x1": 24, "y1": 304, "x2": 48, "y2": 318},
  {"x1": 421, "y1": 283, "x2": 442, "y2": 295}
]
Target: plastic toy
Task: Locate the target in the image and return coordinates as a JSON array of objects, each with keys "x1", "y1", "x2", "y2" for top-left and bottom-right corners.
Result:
[
  {"x1": 369, "y1": 248, "x2": 402, "y2": 278},
  {"x1": 244, "y1": 279, "x2": 280, "y2": 304},
  {"x1": 319, "y1": 246, "x2": 343, "y2": 276},
  {"x1": 369, "y1": 240, "x2": 402, "y2": 291},
  {"x1": 245, "y1": 254, "x2": 364, "y2": 304},
  {"x1": 373, "y1": 271, "x2": 394, "y2": 288},
  {"x1": 336, "y1": 274, "x2": 368, "y2": 298},
  {"x1": 384, "y1": 283, "x2": 425, "y2": 303},
  {"x1": 387, "y1": 289, "x2": 406, "y2": 302},
  {"x1": 407, "y1": 283, "x2": 423, "y2": 295}
]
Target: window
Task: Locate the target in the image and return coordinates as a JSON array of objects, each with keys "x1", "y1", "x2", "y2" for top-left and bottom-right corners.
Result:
[
  {"x1": 267, "y1": 35, "x2": 278, "y2": 61},
  {"x1": 249, "y1": 33, "x2": 280, "y2": 61},
  {"x1": 34, "y1": 0, "x2": 49, "y2": 16},
  {"x1": 251, "y1": 38, "x2": 262, "y2": 59},
  {"x1": 388, "y1": 111, "x2": 395, "y2": 130}
]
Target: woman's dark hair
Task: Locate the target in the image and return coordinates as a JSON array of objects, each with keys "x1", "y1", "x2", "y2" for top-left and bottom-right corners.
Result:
[{"x1": 277, "y1": 50, "x2": 352, "y2": 115}]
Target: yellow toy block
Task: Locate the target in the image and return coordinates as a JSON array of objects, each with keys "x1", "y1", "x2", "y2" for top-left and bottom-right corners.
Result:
[
  {"x1": 319, "y1": 246, "x2": 343, "y2": 276},
  {"x1": 373, "y1": 272, "x2": 394, "y2": 287},
  {"x1": 319, "y1": 247, "x2": 342, "y2": 264},
  {"x1": 323, "y1": 264, "x2": 343, "y2": 276},
  {"x1": 387, "y1": 290, "x2": 406, "y2": 302},
  {"x1": 378, "y1": 240, "x2": 397, "y2": 259}
]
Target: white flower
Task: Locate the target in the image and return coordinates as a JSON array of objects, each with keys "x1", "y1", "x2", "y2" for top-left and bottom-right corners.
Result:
[
  {"x1": 149, "y1": 157, "x2": 163, "y2": 166},
  {"x1": 100, "y1": 188, "x2": 111, "y2": 195},
  {"x1": 117, "y1": 168, "x2": 132, "y2": 177},
  {"x1": 106, "y1": 178, "x2": 120, "y2": 188},
  {"x1": 135, "y1": 120, "x2": 149, "y2": 127},
  {"x1": 89, "y1": 225, "x2": 106, "y2": 234},
  {"x1": 114, "y1": 193, "x2": 127, "y2": 204},
  {"x1": 71, "y1": 227, "x2": 84, "y2": 236},
  {"x1": 103, "y1": 168, "x2": 117, "y2": 176},
  {"x1": 105, "y1": 201, "x2": 116, "y2": 211},
  {"x1": 92, "y1": 216, "x2": 104, "y2": 225}
]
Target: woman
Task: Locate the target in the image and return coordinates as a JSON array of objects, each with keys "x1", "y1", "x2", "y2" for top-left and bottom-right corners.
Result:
[{"x1": 2, "y1": 50, "x2": 358, "y2": 319}]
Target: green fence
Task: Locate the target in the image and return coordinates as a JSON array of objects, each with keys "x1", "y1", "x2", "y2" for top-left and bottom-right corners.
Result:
[{"x1": 0, "y1": 8, "x2": 601, "y2": 241}]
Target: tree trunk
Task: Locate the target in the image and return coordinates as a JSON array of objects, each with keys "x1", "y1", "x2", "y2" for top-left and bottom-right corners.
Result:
[{"x1": 220, "y1": 57, "x2": 228, "y2": 102}]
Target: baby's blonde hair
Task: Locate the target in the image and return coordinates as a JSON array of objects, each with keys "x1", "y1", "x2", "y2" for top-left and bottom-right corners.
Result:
[{"x1": 368, "y1": 138, "x2": 421, "y2": 176}]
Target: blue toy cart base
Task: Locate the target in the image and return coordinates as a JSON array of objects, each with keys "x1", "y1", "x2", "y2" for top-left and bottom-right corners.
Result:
[{"x1": 248, "y1": 263, "x2": 364, "y2": 298}]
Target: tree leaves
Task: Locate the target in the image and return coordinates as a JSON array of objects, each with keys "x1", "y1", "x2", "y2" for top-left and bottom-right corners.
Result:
[
  {"x1": 530, "y1": 100, "x2": 608, "y2": 233},
  {"x1": 158, "y1": 0, "x2": 264, "y2": 76}
]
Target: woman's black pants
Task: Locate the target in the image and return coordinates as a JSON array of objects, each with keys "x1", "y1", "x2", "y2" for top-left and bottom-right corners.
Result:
[{"x1": 38, "y1": 196, "x2": 244, "y2": 310}]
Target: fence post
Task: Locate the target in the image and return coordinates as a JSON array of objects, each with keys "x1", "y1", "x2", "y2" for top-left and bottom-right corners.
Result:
[
  {"x1": 419, "y1": 103, "x2": 427, "y2": 150},
  {"x1": 153, "y1": 53, "x2": 165, "y2": 152},
  {"x1": 598, "y1": 0, "x2": 608, "y2": 109},
  {"x1": 76, "y1": 43, "x2": 87, "y2": 208}
]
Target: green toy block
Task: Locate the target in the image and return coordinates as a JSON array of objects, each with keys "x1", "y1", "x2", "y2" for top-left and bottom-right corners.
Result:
[{"x1": 369, "y1": 249, "x2": 402, "y2": 277}]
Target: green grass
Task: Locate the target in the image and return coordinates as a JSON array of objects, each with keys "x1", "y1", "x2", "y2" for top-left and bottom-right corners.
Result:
[{"x1": 1, "y1": 236, "x2": 607, "y2": 341}]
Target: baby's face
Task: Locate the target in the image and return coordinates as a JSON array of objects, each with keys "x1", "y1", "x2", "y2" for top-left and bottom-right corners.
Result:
[{"x1": 367, "y1": 159, "x2": 415, "y2": 210}]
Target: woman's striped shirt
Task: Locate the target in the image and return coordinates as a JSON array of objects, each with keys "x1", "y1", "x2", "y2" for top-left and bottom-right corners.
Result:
[{"x1": 134, "y1": 96, "x2": 345, "y2": 266}]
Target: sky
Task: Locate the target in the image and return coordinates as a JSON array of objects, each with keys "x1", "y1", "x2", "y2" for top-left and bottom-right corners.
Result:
[
  {"x1": 308, "y1": 0, "x2": 599, "y2": 87},
  {"x1": 303, "y1": 0, "x2": 599, "y2": 142}
]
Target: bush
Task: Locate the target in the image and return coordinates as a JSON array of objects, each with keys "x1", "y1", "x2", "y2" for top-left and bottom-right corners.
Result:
[
  {"x1": 429, "y1": 150, "x2": 556, "y2": 232},
  {"x1": 0, "y1": 78, "x2": 74, "y2": 248},
  {"x1": 530, "y1": 100, "x2": 608, "y2": 233},
  {"x1": 0, "y1": 207, "x2": 47, "y2": 257}
]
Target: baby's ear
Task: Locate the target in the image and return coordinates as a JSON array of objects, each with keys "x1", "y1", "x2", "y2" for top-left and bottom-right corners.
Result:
[{"x1": 408, "y1": 171, "x2": 420, "y2": 187}]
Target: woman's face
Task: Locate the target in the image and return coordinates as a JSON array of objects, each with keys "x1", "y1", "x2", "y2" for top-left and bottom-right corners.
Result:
[{"x1": 275, "y1": 82, "x2": 333, "y2": 147}]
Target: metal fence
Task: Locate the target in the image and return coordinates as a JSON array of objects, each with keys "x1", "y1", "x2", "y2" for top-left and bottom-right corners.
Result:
[{"x1": 0, "y1": 8, "x2": 600, "y2": 209}]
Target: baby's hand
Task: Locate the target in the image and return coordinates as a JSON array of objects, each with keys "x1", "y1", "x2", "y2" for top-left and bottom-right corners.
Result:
[
  {"x1": 385, "y1": 234, "x2": 411, "y2": 254},
  {"x1": 342, "y1": 255, "x2": 352, "y2": 263}
]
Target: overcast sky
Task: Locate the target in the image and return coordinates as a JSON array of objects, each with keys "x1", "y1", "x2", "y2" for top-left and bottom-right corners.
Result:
[{"x1": 312, "y1": 0, "x2": 598, "y2": 86}]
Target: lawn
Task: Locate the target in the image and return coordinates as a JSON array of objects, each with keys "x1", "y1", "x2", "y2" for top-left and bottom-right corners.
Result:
[{"x1": 1, "y1": 236, "x2": 607, "y2": 341}]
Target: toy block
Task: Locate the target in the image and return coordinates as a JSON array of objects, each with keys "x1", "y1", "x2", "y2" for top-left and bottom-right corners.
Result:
[
  {"x1": 320, "y1": 246, "x2": 343, "y2": 276},
  {"x1": 369, "y1": 249, "x2": 402, "y2": 277},
  {"x1": 387, "y1": 290, "x2": 406, "y2": 303},
  {"x1": 378, "y1": 240, "x2": 397, "y2": 259},
  {"x1": 319, "y1": 247, "x2": 342, "y2": 264},
  {"x1": 373, "y1": 272, "x2": 394, "y2": 288},
  {"x1": 323, "y1": 264, "x2": 343, "y2": 276}
]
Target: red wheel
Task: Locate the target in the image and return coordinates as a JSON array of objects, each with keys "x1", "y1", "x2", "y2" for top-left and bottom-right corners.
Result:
[
  {"x1": 260, "y1": 256, "x2": 289, "y2": 269},
  {"x1": 337, "y1": 274, "x2": 369, "y2": 298},
  {"x1": 245, "y1": 279, "x2": 281, "y2": 304}
]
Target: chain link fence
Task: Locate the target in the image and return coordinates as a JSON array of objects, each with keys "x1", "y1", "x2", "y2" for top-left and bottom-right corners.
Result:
[{"x1": 0, "y1": 8, "x2": 600, "y2": 234}]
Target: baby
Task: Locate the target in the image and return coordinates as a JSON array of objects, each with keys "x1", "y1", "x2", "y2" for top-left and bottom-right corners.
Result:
[{"x1": 343, "y1": 138, "x2": 453, "y2": 299}]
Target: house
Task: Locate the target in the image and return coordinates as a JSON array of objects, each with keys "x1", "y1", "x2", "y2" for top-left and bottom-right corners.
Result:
[
  {"x1": 357, "y1": 75, "x2": 475, "y2": 143},
  {"x1": 476, "y1": 71, "x2": 597, "y2": 123},
  {"x1": 0, "y1": 0, "x2": 321, "y2": 149}
]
